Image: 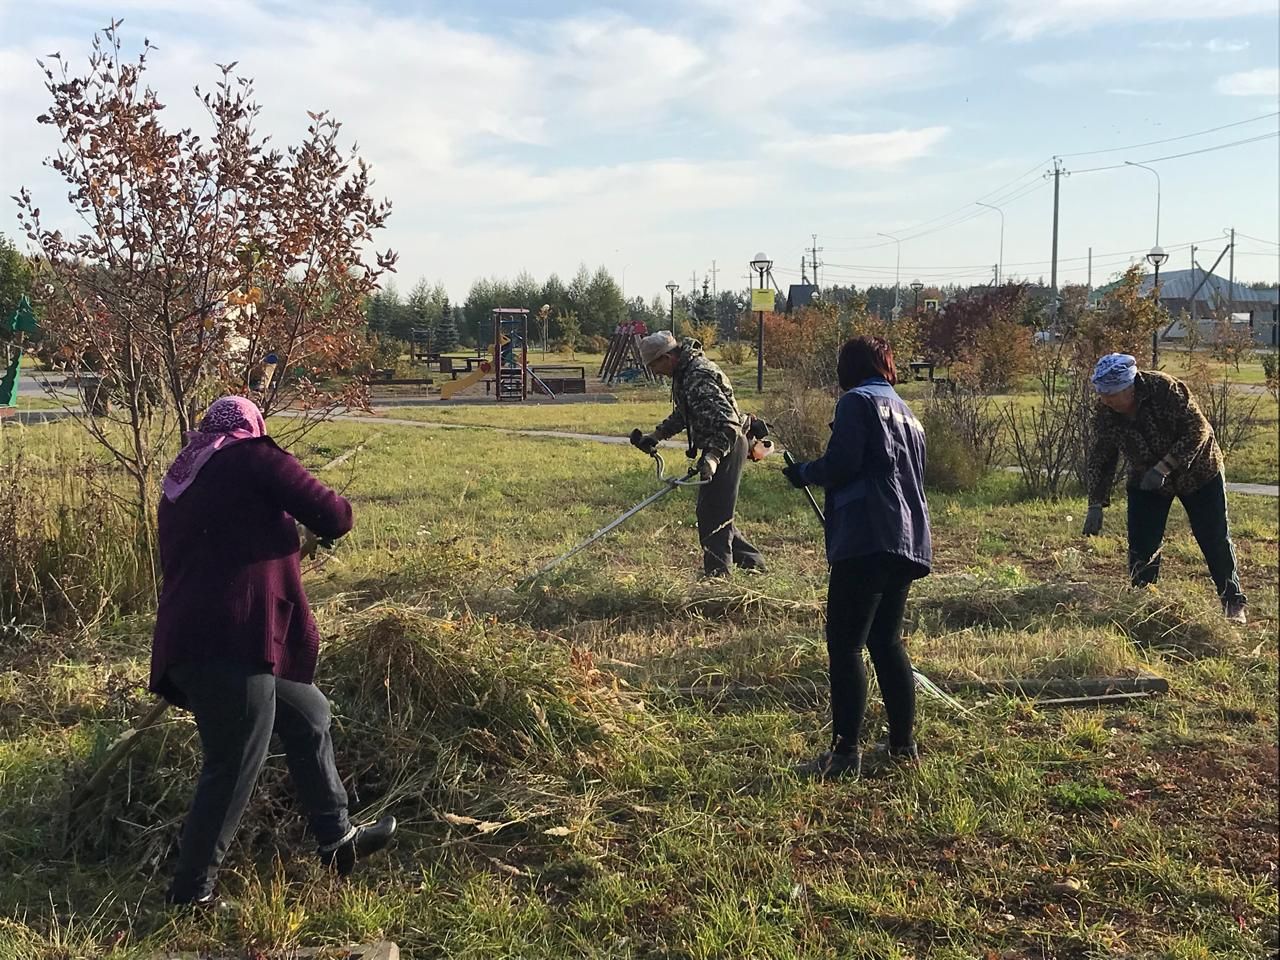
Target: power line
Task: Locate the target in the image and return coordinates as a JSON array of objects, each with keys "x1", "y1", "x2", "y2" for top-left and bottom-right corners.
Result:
[
  {"x1": 1234, "y1": 231, "x2": 1279, "y2": 246},
  {"x1": 1059, "y1": 111, "x2": 1280, "y2": 159},
  {"x1": 1072, "y1": 131, "x2": 1279, "y2": 175}
]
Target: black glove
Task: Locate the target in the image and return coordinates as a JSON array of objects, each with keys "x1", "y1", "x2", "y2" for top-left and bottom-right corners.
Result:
[
  {"x1": 1139, "y1": 467, "x2": 1167, "y2": 492},
  {"x1": 629, "y1": 428, "x2": 658, "y2": 454},
  {"x1": 1081, "y1": 504, "x2": 1104, "y2": 537},
  {"x1": 781, "y1": 462, "x2": 807, "y2": 489}
]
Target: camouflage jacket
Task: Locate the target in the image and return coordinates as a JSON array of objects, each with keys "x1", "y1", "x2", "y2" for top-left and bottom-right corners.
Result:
[
  {"x1": 652, "y1": 339, "x2": 743, "y2": 460},
  {"x1": 1086, "y1": 370, "x2": 1224, "y2": 506}
]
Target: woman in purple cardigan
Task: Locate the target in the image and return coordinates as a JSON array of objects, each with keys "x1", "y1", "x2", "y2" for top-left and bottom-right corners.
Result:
[{"x1": 152, "y1": 396, "x2": 395, "y2": 907}]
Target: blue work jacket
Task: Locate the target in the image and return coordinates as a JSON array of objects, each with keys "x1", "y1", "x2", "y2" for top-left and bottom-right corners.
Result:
[{"x1": 795, "y1": 378, "x2": 932, "y2": 575}]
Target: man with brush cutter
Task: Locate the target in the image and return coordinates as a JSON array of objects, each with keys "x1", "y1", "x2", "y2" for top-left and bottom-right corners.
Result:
[{"x1": 630, "y1": 330, "x2": 768, "y2": 579}]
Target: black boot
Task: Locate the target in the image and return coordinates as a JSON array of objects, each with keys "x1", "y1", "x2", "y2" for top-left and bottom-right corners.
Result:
[
  {"x1": 794, "y1": 750, "x2": 861, "y2": 781},
  {"x1": 165, "y1": 889, "x2": 238, "y2": 914},
  {"x1": 863, "y1": 741, "x2": 920, "y2": 770},
  {"x1": 319, "y1": 814, "x2": 398, "y2": 877}
]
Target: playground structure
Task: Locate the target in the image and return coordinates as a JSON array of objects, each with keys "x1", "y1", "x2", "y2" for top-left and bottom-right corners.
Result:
[
  {"x1": 436, "y1": 308, "x2": 587, "y2": 401},
  {"x1": 599, "y1": 321, "x2": 657, "y2": 385}
]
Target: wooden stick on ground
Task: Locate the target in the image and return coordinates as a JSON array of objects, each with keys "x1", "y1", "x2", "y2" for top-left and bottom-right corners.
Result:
[{"x1": 70, "y1": 698, "x2": 170, "y2": 810}]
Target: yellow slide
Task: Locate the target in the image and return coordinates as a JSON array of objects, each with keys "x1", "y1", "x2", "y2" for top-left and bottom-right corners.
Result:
[{"x1": 440, "y1": 360, "x2": 491, "y2": 400}]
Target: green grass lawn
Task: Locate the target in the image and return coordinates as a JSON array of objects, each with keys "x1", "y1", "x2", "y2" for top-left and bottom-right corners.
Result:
[{"x1": 1, "y1": 416, "x2": 1277, "y2": 959}]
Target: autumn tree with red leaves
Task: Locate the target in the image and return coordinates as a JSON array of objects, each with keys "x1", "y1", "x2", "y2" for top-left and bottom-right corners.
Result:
[{"x1": 15, "y1": 22, "x2": 395, "y2": 517}]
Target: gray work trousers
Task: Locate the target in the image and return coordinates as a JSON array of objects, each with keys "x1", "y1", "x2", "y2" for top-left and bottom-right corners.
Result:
[
  {"x1": 697, "y1": 431, "x2": 765, "y2": 576},
  {"x1": 166, "y1": 660, "x2": 351, "y2": 901}
]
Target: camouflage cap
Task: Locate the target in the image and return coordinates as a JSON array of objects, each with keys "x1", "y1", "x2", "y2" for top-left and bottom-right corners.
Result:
[{"x1": 639, "y1": 330, "x2": 679, "y2": 367}]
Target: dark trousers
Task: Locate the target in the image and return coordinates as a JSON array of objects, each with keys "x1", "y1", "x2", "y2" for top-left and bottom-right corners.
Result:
[
  {"x1": 167, "y1": 660, "x2": 350, "y2": 900},
  {"x1": 826, "y1": 555, "x2": 917, "y2": 753},
  {"x1": 696, "y1": 432, "x2": 764, "y2": 576},
  {"x1": 1127, "y1": 473, "x2": 1246, "y2": 605}
]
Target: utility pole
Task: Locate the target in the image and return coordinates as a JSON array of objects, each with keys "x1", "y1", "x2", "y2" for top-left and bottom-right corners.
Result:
[
  {"x1": 1190, "y1": 245, "x2": 1198, "y2": 329},
  {"x1": 801, "y1": 255, "x2": 808, "y2": 284},
  {"x1": 809, "y1": 234, "x2": 823, "y2": 289},
  {"x1": 708, "y1": 259, "x2": 719, "y2": 298},
  {"x1": 1228, "y1": 228, "x2": 1235, "y2": 293},
  {"x1": 689, "y1": 270, "x2": 699, "y2": 299},
  {"x1": 1046, "y1": 157, "x2": 1067, "y2": 328},
  {"x1": 1087, "y1": 247, "x2": 1092, "y2": 293}
]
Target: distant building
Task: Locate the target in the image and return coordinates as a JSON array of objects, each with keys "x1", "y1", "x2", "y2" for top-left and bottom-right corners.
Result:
[
  {"x1": 1091, "y1": 268, "x2": 1279, "y2": 346},
  {"x1": 785, "y1": 284, "x2": 819, "y2": 313}
]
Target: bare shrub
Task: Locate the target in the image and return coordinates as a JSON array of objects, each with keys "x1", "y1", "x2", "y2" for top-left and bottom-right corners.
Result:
[
  {"x1": 1262, "y1": 351, "x2": 1280, "y2": 402},
  {"x1": 925, "y1": 386, "x2": 1002, "y2": 468},
  {"x1": 1002, "y1": 345, "x2": 1091, "y2": 500},
  {"x1": 919, "y1": 409, "x2": 982, "y2": 492},
  {"x1": 1183, "y1": 325, "x2": 1263, "y2": 455},
  {"x1": 761, "y1": 385, "x2": 836, "y2": 461}
]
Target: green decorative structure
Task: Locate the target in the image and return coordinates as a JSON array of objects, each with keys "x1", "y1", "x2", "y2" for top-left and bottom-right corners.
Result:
[{"x1": 2, "y1": 295, "x2": 39, "y2": 409}]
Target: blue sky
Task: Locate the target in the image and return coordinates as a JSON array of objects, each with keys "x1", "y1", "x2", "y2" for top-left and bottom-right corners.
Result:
[{"x1": 2, "y1": 0, "x2": 1277, "y2": 301}]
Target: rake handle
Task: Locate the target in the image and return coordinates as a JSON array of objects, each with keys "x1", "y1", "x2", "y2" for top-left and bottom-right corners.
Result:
[{"x1": 783, "y1": 451, "x2": 826, "y2": 525}]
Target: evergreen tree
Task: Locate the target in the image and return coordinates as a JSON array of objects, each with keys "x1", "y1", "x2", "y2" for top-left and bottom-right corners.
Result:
[{"x1": 435, "y1": 297, "x2": 460, "y2": 351}]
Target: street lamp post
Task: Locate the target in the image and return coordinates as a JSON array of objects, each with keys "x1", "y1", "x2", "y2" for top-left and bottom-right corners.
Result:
[
  {"x1": 1146, "y1": 246, "x2": 1169, "y2": 366},
  {"x1": 975, "y1": 201, "x2": 1005, "y2": 285},
  {"x1": 750, "y1": 251, "x2": 772, "y2": 392},
  {"x1": 1126, "y1": 161, "x2": 1162, "y2": 246},
  {"x1": 1129, "y1": 160, "x2": 1166, "y2": 366},
  {"x1": 665, "y1": 281, "x2": 679, "y2": 336},
  {"x1": 878, "y1": 232, "x2": 902, "y2": 320},
  {"x1": 910, "y1": 279, "x2": 924, "y2": 320}
]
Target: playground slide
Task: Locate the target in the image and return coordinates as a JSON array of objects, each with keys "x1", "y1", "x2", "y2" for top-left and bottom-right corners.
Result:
[{"x1": 440, "y1": 362, "x2": 490, "y2": 400}]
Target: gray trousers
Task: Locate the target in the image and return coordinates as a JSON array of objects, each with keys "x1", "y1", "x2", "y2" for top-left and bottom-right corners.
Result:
[
  {"x1": 167, "y1": 660, "x2": 351, "y2": 901},
  {"x1": 697, "y1": 431, "x2": 765, "y2": 576}
]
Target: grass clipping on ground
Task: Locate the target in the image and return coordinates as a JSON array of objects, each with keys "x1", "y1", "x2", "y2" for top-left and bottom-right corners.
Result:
[{"x1": 56, "y1": 603, "x2": 647, "y2": 873}]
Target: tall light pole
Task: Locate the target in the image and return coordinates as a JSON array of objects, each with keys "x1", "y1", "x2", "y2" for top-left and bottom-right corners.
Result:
[
  {"x1": 878, "y1": 232, "x2": 902, "y2": 320},
  {"x1": 665, "y1": 281, "x2": 679, "y2": 336},
  {"x1": 975, "y1": 201, "x2": 1005, "y2": 285},
  {"x1": 750, "y1": 251, "x2": 772, "y2": 392},
  {"x1": 910, "y1": 279, "x2": 924, "y2": 320},
  {"x1": 1126, "y1": 161, "x2": 1162, "y2": 246},
  {"x1": 1146, "y1": 246, "x2": 1168, "y2": 366}
]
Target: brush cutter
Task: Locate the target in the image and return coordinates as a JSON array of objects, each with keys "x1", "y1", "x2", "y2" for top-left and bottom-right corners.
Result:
[
  {"x1": 518, "y1": 434, "x2": 711, "y2": 587},
  {"x1": 776, "y1": 434, "x2": 971, "y2": 716}
]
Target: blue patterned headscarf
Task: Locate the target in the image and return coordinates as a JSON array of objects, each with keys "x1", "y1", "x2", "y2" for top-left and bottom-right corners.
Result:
[{"x1": 1091, "y1": 353, "x2": 1137, "y2": 395}]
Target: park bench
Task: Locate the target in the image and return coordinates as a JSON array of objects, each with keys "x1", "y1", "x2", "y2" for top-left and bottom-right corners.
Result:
[
  {"x1": 908, "y1": 360, "x2": 937, "y2": 382},
  {"x1": 529, "y1": 365, "x2": 586, "y2": 395}
]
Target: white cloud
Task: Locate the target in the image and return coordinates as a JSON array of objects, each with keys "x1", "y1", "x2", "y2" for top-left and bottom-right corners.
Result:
[
  {"x1": 1205, "y1": 38, "x2": 1250, "y2": 54},
  {"x1": 1139, "y1": 40, "x2": 1194, "y2": 51},
  {"x1": 993, "y1": 0, "x2": 1277, "y2": 41},
  {"x1": 1216, "y1": 68, "x2": 1280, "y2": 97},
  {"x1": 765, "y1": 127, "x2": 950, "y2": 170}
]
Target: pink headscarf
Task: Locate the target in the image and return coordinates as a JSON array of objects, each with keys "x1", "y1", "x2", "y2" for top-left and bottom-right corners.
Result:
[{"x1": 162, "y1": 396, "x2": 267, "y2": 501}]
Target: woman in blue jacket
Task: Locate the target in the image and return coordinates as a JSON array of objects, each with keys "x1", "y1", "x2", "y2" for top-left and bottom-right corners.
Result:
[{"x1": 783, "y1": 336, "x2": 932, "y2": 779}]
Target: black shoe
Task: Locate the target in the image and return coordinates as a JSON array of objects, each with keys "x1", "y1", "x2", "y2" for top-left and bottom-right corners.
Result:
[
  {"x1": 737, "y1": 562, "x2": 767, "y2": 576},
  {"x1": 319, "y1": 814, "x2": 398, "y2": 877},
  {"x1": 165, "y1": 890, "x2": 237, "y2": 914},
  {"x1": 794, "y1": 751, "x2": 861, "y2": 781},
  {"x1": 863, "y1": 742, "x2": 920, "y2": 768},
  {"x1": 1223, "y1": 599, "x2": 1247, "y2": 625}
]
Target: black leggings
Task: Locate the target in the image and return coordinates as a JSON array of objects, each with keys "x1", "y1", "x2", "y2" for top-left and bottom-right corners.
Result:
[{"x1": 826, "y1": 554, "x2": 917, "y2": 753}]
